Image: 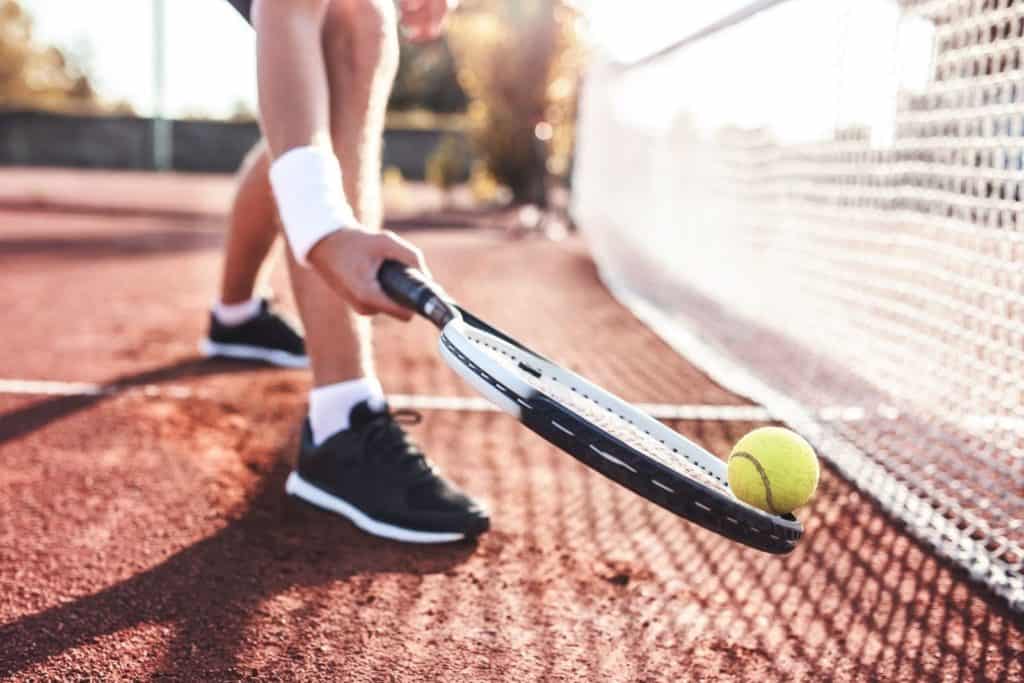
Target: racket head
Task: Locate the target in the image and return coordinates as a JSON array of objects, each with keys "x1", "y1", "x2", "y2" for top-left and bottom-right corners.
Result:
[{"x1": 439, "y1": 306, "x2": 803, "y2": 555}]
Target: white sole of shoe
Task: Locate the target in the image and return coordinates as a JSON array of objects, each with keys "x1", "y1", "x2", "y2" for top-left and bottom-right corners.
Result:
[
  {"x1": 285, "y1": 471, "x2": 467, "y2": 544},
  {"x1": 199, "y1": 339, "x2": 309, "y2": 369}
]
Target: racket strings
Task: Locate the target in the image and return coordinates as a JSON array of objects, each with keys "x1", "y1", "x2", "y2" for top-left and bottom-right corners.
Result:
[
  {"x1": 467, "y1": 334, "x2": 728, "y2": 492},
  {"x1": 534, "y1": 378, "x2": 727, "y2": 491}
]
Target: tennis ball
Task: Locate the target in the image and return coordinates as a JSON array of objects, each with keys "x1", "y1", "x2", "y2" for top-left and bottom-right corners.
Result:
[{"x1": 727, "y1": 427, "x2": 819, "y2": 515}]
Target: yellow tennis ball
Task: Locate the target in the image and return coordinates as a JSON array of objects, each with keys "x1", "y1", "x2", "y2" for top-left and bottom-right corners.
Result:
[{"x1": 727, "y1": 427, "x2": 819, "y2": 515}]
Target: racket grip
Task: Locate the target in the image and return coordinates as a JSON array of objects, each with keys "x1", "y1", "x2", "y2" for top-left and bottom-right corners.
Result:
[{"x1": 378, "y1": 260, "x2": 455, "y2": 328}]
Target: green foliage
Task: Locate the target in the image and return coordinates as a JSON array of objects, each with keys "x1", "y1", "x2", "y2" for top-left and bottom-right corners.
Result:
[
  {"x1": 448, "y1": 0, "x2": 584, "y2": 205},
  {"x1": 426, "y1": 134, "x2": 471, "y2": 190},
  {"x1": 389, "y1": 38, "x2": 468, "y2": 114}
]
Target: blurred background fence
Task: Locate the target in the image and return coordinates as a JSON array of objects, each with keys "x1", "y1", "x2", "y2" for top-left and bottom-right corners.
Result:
[
  {"x1": 0, "y1": 0, "x2": 586, "y2": 202},
  {"x1": 0, "y1": 111, "x2": 467, "y2": 177}
]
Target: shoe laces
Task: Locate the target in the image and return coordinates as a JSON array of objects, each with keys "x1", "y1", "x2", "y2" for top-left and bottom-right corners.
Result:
[{"x1": 358, "y1": 409, "x2": 431, "y2": 475}]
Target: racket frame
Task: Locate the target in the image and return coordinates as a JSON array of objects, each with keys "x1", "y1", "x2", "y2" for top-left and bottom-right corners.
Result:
[
  {"x1": 441, "y1": 307, "x2": 802, "y2": 555},
  {"x1": 377, "y1": 261, "x2": 804, "y2": 554}
]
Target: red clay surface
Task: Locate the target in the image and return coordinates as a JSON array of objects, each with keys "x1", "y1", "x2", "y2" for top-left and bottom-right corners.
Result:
[{"x1": 0, "y1": 169, "x2": 1021, "y2": 682}]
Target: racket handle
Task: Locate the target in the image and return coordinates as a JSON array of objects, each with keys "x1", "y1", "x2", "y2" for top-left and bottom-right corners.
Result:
[{"x1": 378, "y1": 260, "x2": 455, "y2": 329}]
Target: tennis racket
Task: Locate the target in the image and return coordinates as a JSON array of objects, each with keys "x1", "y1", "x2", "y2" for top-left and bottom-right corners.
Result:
[{"x1": 378, "y1": 261, "x2": 803, "y2": 554}]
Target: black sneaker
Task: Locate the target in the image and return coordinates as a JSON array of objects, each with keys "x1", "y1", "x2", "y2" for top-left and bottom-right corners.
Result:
[
  {"x1": 200, "y1": 299, "x2": 308, "y2": 368},
  {"x1": 285, "y1": 401, "x2": 490, "y2": 543}
]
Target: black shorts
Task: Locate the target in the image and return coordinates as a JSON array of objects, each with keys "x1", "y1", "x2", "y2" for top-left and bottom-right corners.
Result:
[{"x1": 227, "y1": 0, "x2": 252, "y2": 23}]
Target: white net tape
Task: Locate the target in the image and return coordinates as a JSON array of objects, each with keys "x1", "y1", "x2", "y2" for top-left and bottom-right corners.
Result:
[{"x1": 573, "y1": 0, "x2": 1024, "y2": 611}]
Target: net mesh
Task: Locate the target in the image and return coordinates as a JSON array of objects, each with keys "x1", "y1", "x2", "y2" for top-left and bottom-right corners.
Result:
[
  {"x1": 573, "y1": 0, "x2": 1024, "y2": 611},
  {"x1": 465, "y1": 333, "x2": 730, "y2": 492}
]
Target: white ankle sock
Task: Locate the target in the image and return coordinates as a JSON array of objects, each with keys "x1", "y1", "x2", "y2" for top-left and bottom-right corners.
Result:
[
  {"x1": 213, "y1": 298, "x2": 262, "y2": 327},
  {"x1": 309, "y1": 377, "x2": 386, "y2": 445}
]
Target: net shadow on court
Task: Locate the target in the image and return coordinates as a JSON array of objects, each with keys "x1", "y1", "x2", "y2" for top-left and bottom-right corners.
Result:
[
  {"x1": 2, "y1": 407, "x2": 1019, "y2": 680},
  {"x1": 0, "y1": 170, "x2": 1020, "y2": 680},
  {"x1": 368, "y1": 412, "x2": 1022, "y2": 681}
]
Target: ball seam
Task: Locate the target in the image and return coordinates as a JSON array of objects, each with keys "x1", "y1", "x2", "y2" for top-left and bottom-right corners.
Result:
[{"x1": 731, "y1": 451, "x2": 779, "y2": 515}]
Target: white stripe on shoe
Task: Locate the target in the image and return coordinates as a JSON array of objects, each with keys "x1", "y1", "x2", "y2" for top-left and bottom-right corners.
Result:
[
  {"x1": 284, "y1": 471, "x2": 466, "y2": 544},
  {"x1": 199, "y1": 339, "x2": 309, "y2": 368}
]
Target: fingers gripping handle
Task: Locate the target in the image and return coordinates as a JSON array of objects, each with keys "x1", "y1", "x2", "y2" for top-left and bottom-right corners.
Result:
[{"x1": 378, "y1": 260, "x2": 455, "y2": 329}]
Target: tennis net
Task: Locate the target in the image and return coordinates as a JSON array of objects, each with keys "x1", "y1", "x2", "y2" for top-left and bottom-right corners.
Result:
[{"x1": 573, "y1": 0, "x2": 1024, "y2": 612}]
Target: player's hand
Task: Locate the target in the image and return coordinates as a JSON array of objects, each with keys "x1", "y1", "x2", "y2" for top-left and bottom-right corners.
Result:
[
  {"x1": 306, "y1": 227, "x2": 430, "y2": 321},
  {"x1": 398, "y1": 0, "x2": 457, "y2": 43}
]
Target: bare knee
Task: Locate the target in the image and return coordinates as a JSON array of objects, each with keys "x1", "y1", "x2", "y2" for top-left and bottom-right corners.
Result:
[{"x1": 324, "y1": 0, "x2": 399, "y2": 76}]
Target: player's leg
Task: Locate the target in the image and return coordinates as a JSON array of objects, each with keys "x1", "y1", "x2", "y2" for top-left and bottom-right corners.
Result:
[
  {"x1": 281, "y1": 0, "x2": 488, "y2": 541},
  {"x1": 211, "y1": 0, "x2": 364, "y2": 378},
  {"x1": 200, "y1": 0, "x2": 309, "y2": 368},
  {"x1": 201, "y1": 137, "x2": 308, "y2": 368},
  {"x1": 281, "y1": 0, "x2": 396, "y2": 389},
  {"x1": 219, "y1": 140, "x2": 277, "y2": 307}
]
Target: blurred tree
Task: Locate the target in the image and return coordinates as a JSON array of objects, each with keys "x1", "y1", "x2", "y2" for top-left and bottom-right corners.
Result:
[
  {"x1": 426, "y1": 133, "x2": 470, "y2": 198},
  {"x1": 227, "y1": 98, "x2": 258, "y2": 123},
  {"x1": 0, "y1": 0, "x2": 104, "y2": 113},
  {"x1": 448, "y1": 0, "x2": 584, "y2": 206},
  {"x1": 389, "y1": 38, "x2": 468, "y2": 114}
]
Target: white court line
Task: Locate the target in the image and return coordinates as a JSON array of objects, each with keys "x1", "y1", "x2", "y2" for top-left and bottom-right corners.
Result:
[
  {"x1": 0, "y1": 377, "x2": 773, "y2": 421},
  {"x1": 0, "y1": 379, "x2": 109, "y2": 396},
  {"x1": 5, "y1": 377, "x2": 1019, "y2": 431}
]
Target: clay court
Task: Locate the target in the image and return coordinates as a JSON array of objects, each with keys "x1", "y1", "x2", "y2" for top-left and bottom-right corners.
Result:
[{"x1": 0, "y1": 169, "x2": 1018, "y2": 681}]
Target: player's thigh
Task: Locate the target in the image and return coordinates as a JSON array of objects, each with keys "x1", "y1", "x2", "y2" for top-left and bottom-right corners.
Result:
[
  {"x1": 322, "y1": 0, "x2": 398, "y2": 156},
  {"x1": 323, "y1": 0, "x2": 396, "y2": 228},
  {"x1": 323, "y1": 0, "x2": 399, "y2": 82},
  {"x1": 250, "y1": 0, "x2": 331, "y2": 25}
]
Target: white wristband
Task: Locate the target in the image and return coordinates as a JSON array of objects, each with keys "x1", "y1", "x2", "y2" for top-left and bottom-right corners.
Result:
[{"x1": 269, "y1": 145, "x2": 356, "y2": 266}]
